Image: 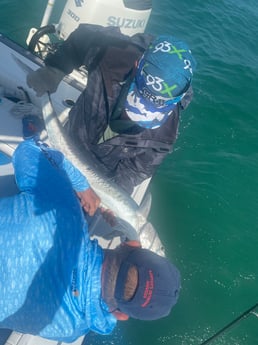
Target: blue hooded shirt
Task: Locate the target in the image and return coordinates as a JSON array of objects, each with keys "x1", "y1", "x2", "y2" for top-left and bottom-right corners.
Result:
[{"x1": 0, "y1": 139, "x2": 116, "y2": 342}]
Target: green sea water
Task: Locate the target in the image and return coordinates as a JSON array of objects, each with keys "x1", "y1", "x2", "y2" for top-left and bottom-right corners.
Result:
[{"x1": 1, "y1": 0, "x2": 258, "y2": 344}]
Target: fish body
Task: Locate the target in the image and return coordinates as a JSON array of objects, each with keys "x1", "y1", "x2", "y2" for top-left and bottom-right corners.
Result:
[{"x1": 41, "y1": 94, "x2": 165, "y2": 256}]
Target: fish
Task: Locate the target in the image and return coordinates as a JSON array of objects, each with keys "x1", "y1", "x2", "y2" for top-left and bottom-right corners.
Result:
[
  {"x1": 40, "y1": 93, "x2": 165, "y2": 257},
  {"x1": 11, "y1": 42, "x2": 166, "y2": 254}
]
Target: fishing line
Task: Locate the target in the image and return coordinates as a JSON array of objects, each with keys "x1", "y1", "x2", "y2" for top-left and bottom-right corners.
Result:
[{"x1": 200, "y1": 303, "x2": 258, "y2": 345}]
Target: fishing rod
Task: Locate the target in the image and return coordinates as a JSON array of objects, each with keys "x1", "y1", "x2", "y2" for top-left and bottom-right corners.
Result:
[{"x1": 200, "y1": 302, "x2": 258, "y2": 345}]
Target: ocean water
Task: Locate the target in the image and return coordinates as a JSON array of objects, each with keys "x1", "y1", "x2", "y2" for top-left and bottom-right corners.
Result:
[{"x1": 1, "y1": 0, "x2": 258, "y2": 344}]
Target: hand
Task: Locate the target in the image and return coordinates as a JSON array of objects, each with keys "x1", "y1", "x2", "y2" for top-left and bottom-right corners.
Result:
[
  {"x1": 76, "y1": 188, "x2": 101, "y2": 216},
  {"x1": 27, "y1": 66, "x2": 65, "y2": 97},
  {"x1": 99, "y1": 207, "x2": 117, "y2": 227}
]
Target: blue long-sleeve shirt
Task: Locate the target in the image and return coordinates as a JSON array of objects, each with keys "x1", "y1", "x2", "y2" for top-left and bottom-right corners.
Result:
[{"x1": 0, "y1": 139, "x2": 116, "y2": 342}]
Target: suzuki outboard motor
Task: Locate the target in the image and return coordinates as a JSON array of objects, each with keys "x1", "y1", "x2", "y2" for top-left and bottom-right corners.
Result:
[
  {"x1": 56, "y1": 0, "x2": 152, "y2": 39},
  {"x1": 27, "y1": 0, "x2": 152, "y2": 58}
]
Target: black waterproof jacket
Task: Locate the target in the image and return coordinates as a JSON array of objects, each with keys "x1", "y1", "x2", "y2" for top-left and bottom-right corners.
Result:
[{"x1": 45, "y1": 24, "x2": 193, "y2": 194}]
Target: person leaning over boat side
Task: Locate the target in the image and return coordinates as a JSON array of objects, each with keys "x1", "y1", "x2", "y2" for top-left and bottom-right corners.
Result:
[
  {"x1": 27, "y1": 24, "x2": 196, "y2": 194},
  {"x1": 0, "y1": 139, "x2": 181, "y2": 342}
]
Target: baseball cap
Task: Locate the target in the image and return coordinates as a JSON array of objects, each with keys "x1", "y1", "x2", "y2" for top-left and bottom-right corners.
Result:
[
  {"x1": 125, "y1": 35, "x2": 196, "y2": 129},
  {"x1": 114, "y1": 245, "x2": 181, "y2": 320}
]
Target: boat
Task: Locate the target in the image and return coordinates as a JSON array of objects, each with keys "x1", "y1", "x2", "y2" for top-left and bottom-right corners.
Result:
[{"x1": 0, "y1": 1, "x2": 156, "y2": 344}]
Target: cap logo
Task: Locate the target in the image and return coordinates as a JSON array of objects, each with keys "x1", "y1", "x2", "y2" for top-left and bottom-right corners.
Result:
[
  {"x1": 145, "y1": 73, "x2": 164, "y2": 92},
  {"x1": 140, "y1": 61, "x2": 178, "y2": 99},
  {"x1": 141, "y1": 270, "x2": 154, "y2": 307},
  {"x1": 141, "y1": 87, "x2": 168, "y2": 106},
  {"x1": 160, "y1": 82, "x2": 178, "y2": 98},
  {"x1": 152, "y1": 40, "x2": 186, "y2": 58},
  {"x1": 183, "y1": 58, "x2": 193, "y2": 74},
  {"x1": 144, "y1": 73, "x2": 177, "y2": 99},
  {"x1": 151, "y1": 40, "x2": 194, "y2": 75}
]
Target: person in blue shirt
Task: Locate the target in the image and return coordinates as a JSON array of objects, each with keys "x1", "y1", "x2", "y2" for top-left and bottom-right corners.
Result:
[{"x1": 0, "y1": 139, "x2": 181, "y2": 342}]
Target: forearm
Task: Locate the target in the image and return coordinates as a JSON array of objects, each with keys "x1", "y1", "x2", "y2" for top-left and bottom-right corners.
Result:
[
  {"x1": 43, "y1": 147, "x2": 90, "y2": 191},
  {"x1": 60, "y1": 156, "x2": 90, "y2": 192},
  {"x1": 44, "y1": 148, "x2": 101, "y2": 215},
  {"x1": 45, "y1": 24, "x2": 127, "y2": 74}
]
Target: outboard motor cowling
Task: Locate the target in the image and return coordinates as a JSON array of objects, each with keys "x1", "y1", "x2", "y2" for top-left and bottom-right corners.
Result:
[{"x1": 56, "y1": 0, "x2": 152, "y2": 39}]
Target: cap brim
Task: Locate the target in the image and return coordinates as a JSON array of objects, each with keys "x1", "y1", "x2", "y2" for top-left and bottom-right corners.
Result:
[{"x1": 115, "y1": 248, "x2": 181, "y2": 320}]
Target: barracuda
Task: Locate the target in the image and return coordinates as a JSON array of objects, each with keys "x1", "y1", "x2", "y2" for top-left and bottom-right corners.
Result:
[{"x1": 41, "y1": 94, "x2": 165, "y2": 256}]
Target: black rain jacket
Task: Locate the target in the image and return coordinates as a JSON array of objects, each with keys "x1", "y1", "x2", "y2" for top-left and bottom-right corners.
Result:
[{"x1": 45, "y1": 24, "x2": 193, "y2": 194}]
